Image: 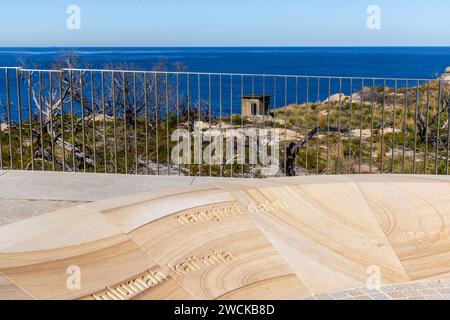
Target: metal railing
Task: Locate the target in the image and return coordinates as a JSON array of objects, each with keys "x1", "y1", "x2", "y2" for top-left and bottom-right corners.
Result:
[{"x1": 0, "y1": 66, "x2": 449, "y2": 177}]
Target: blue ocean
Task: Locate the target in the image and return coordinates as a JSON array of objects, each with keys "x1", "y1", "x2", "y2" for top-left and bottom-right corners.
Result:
[
  {"x1": 0, "y1": 47, "x2": 449, "y2": 78},
  {"x1": 0, "y1": 47, "x2": 449, "y2": 119}
]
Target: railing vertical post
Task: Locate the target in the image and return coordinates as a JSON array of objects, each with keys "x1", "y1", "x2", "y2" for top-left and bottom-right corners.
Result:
[
  {"x1": 208, "y1": 74, "x2": 212, "y2": 177},
  {"x1": 112, "y1": 71, "x2": 117, "y2": 174},
  {"x1": 326, "y1": 78, "x2": 331, "y2": 174},
  {"x1": 230, "y1": 75, "x2": 233, "y2": 178},
  {"x1": 369, "y1": 79, "x2": 375, "y2": 174},
  {"x1": 380, "y1": 80, "x2": 386, "y2": 174},
  {"x1": 185, "y1": 73, "x2": 188, "y2": 177},
  {"x1": 176, "y1": 73, "x2": 181, "y2": 176},
  {"x1": 69, "y1": 70, "x2": 76, "y2": 172},
  {"x1": 0, "y1": 72, "x2": 2, "y2": 170},
  {"x1": 101, "y1": 71, "x2": 107, "y2": 173},
  {"x1": 294, "y1": 77, "x2": 299, "y2": 174},
  {"x1": 391, "y1": 80, "x2": 397, "y2": 173},
  {"x1": 49, "y1": 72, "x2": 55, "y2": 171},
  {"x1": 122, "y1": 72, "x2": 128, "y2": 174},
  {"x1": 16, "y1": 69, "x2": 24, "y2": 170},
  {"x1": 348, "y1": 78, "x2": 353, "y2": 174},
  {"x1": 196, "y1": 74, "x2": 201, "y2": 176},
  {"x1": 305, "y1": 77, "x2": 309, "y2": 174},
  {"x1": 413, "y1": 81, "x2": 419, "y2": 174},
  {"x1": 241, "y1": 75, "x2": 244, "y2": 178},
  {"x1": 28, "y1": 71, "x2": 34, "y2": 171},
  {"x1": 59, "y1": 71, "x2": 65, "y2": 172},
  {"x1": 91, "y1": 71, "x2": 97, "y2": 173},
  {"x1": 435, "y1": 80, "x2": 442, "y2": 175},
  {"x1": 359, "y1": 79, "x2": 364, "y2": 174},
  {"x1": 402, "y1": 81, "x2": 408, "y2": 174},
  {"x1": 5, "y1": 68, "x2": 13, "y2": 169},
  {"x1": 220, "y1": 74, "x2": 224, "y2": 178},
  {"x1": 305, "y1": 77, "x2": 309, "y2": 173},
  {"x1": 167, "y1": 73, "x2": 170, "y2": 175},
  {"x1": 337, "y1": 78, "x2": 342, "y2": 174},
  {"x1": 424, "y1": 81, "x2": 430, "y2": 175},
  {"x1": 144, "y1": 72, "x2": 149, "y2": 175},
  {"x1": 38, "y1": 71, "x2": 44, "y2": 171},
  {"x1": 80, "y1": 71, "x2": 86, "y2": 172},
  {"x1": 316, "y1": 77, "x2": 320, "y2": 175},
  {"x1": 447, "y1": 81, "x2": 450, "y2": 175},
  {"x1": 155, "y1": 73, "x2": 159, "y2": 175},
  {"x1": 284, "y1": 76, "x2": 288, "y2": 175},
  {"x1": 133, "y1": 72, "x2": 138, "y2": 174}
]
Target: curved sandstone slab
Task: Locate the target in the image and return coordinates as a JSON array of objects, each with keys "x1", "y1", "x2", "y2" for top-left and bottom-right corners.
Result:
[
  {"x1": 0, "y1": 175, "x2": 449, "y2": 300},
  {"x1": 357, "y1": 178, "x2": 450, "y2": 280},
  {"x1": 231, "y1": 183, "x2": 409, "y2": 295},
  {"x1": 0, "y1": 274, "x2": 33, "y2": 300}
]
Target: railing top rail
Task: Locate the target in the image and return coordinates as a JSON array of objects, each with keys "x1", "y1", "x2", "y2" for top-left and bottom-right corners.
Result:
[
  {"x1": 0, "y1": 66, "x2": 63, "y2": 73},
  {"x1": 0, "y1": 66, "x2": 443, "y2": 82}
]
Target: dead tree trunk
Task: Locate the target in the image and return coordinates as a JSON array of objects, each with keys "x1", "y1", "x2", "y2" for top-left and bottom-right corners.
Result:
[{"x1": 285, "y1": 127, "x2": 350, "y2": 176}]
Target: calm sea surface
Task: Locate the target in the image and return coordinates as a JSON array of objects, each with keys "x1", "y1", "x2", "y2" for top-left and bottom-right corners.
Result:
[
  {"x1": 0, "y1": 47, "x2": 449, "y2": 119},
  {"x1": 0, "y1": 47, "x2": 449, "y2": 78}
]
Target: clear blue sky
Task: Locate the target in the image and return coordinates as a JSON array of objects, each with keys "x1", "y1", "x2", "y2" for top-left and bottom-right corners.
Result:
[{"x1": 1, "y1": 0, "x2": 449, "y2": 46}]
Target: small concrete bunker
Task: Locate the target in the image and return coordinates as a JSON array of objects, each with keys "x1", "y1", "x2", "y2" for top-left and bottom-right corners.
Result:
[{"x1": 241, "y1": 94, "x2": 272, "y2": 116}]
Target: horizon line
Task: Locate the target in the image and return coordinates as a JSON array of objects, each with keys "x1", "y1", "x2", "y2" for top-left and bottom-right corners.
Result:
[{"x1": 1, "y1": 45, "x2": 450, "y2": 49}]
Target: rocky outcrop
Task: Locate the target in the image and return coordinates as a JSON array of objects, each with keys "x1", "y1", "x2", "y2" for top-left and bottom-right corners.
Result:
[
  {"x1": 323, "y1": 93, "x2": 348, "y2": 103},
  {"x1": 440, "y1": 67, "x2": 450, "y2": 81}
]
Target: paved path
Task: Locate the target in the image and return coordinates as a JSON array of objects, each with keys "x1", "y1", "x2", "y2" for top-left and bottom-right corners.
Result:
[
  {"x1": 0, "y1": 199, "x2": 83, "y2": 227},
  {"x1": 313, "y1": 280, "x2": 450, "y2": 300},
  {"x1": 0, "y1": 170, "x2": 196, "y2": 202}
]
